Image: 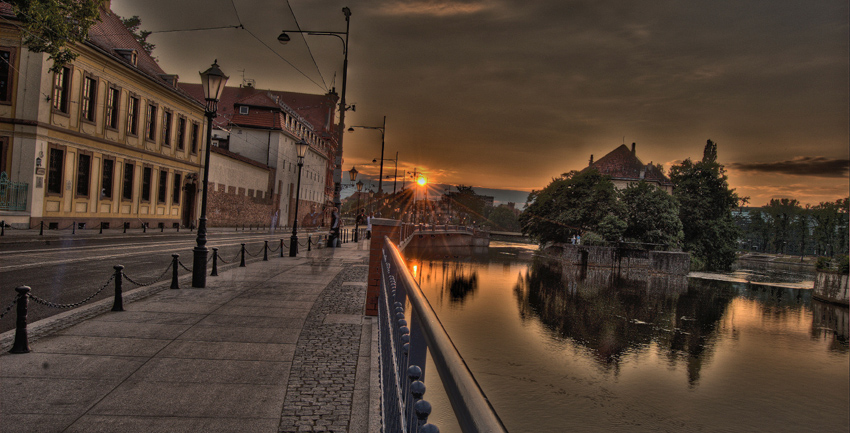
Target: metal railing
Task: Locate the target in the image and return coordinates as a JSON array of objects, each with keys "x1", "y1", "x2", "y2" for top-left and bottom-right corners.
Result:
[
  {"x1": 379, "y1": 237, "x2": 507, "y2": 433},
  {"x1": 0, "y1": 172, "x2": 28, "y2": 211}
]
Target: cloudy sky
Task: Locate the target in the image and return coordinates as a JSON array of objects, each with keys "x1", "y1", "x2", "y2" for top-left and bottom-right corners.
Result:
[{"x1": 111, "y1": 0, "x2": 849, "y2": 206}]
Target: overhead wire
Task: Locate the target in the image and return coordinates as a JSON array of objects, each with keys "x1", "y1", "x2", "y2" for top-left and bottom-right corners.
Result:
[{"x1": 284, "y1": 0, "x2": 328, "y2": 91}]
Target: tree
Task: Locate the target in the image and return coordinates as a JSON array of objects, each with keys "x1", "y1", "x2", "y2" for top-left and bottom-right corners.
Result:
[
  {"x1": 487, "y1": 205, "x2": 520, "y2": 232},
  {"x1": 620, "y1": 180, "x2": 684, "y2": 247},
  {"x1": 519, "y1": 169, "x2": 623, "y2": 244},
  {"x1": 760, "y1": 198, "x2": 803, "y2": 254},
  {"x1": 449, "y1": 185, "x2": 485, "y2": 224},
  {"x1": 811, "y1": 197, "x2": 850, "y2": 257},
  {"x1": 120, "y1": 15, "x2": 155, "y2": 55},
  {"x1": 669, "y1": 140, "x2": 740, "y2": 271},
  {"x1": 8, "y1": 0, "x2": 104, "y2": 72}
]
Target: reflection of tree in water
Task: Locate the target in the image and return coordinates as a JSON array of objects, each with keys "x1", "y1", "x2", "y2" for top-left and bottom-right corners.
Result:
[
  {"x1": 514, "y1": 258, "x2": 735, "y2": 385},
  {"x1": 810, "y1": 300, "x2": 849, "y2": 353},
  {"x1": 448, "y1": 269, "x2": 478, "y2": 304}
]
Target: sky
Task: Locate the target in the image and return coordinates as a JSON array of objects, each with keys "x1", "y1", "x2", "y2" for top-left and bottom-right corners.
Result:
[{"x1": 110, "y1": 0, "x2": 849, "y2": 207}]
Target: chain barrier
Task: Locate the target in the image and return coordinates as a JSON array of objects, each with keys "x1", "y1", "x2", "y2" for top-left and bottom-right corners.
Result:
[
  {"x1": 0, "y1": 297, "x2": 18, "y2": 319},
  {"x1": 269, "y1": 243, "x2": 281, "y2": 253},
  {"x1": 245, "y1": 245, "x2": 264, "y2": 258},
  {"x1": 123, "y1": 262, "x2": 173, "y2": 287},
  {"x1": 28, "y1": 273, "x2": 116, "y2": 309},
  {"x1": 178, "y1": 259, "x2": 193, "y2": 273}
]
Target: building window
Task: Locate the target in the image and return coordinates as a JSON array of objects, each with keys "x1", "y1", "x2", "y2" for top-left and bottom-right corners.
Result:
[
  {"x1": 176, "y1": 116, "x2": 186, "y2": 151},
  {"x1": 122, "y1": 162, "x2": 134, "y2": 200},
  {"x1": 81, "y1": 75, "x2": 97, "y2": 122},
  {"x1": 172, "y1": 173, "x2": 181, "y2": 205},
  {"x1": 141, "y1": 166, "x2": 152, "y2": 202},
  {"x1": 75, "y1": 153, "x2": 91, "y2": 197},
  {"x1": 127, "y1": 95, "x2": 139, "y2": 136},
  {"x1": 0, "y1": 48, "x2": 15, "y2": 103},
  {"x1": 239, "y1": 106, "x2": 249, "y2": 115},
  {"x1": 105, "y1": 86, "x2": 120, "y2": 129},
  {"x1": 158, "y1": 170, "x2": 168, "y2": 203},
  {"x1": 47, "y1": 147, "x2": 64, "y2": 195},
  {"x1": 101, "y1": 158, "x2": 114, "y2": 199},
  {"x1": 145, "y1": 103, "x2": 157, "y2": 141},
  {"x1": 52, "y1": 66, "x2": 71, "y2": 113},
  {"x1": 190, "y1": 122, "x2": 199, "y2": 154},
  {"x1": 0, "y1": 137, "x2": 8, "y2": 174},
  {"x1": 162, "y1": 110, "x2": 173, "y2": 147}
]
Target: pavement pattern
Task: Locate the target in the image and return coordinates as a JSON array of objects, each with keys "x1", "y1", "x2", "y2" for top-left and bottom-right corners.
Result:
[{"x1": 0, "y1": 242, "x2": 380, "y2": 433}]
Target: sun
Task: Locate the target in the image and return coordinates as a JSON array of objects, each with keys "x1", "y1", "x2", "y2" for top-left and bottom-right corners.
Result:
[{"x1": 417, "y1": 176, "x2": 427, "y2": 186}]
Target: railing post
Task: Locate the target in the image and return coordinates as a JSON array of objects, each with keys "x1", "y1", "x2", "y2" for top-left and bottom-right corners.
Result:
[
  {"x1": 263, "y1": 240, "x2": 269, "y2": 261},
  {"x1": 143, "y1": 223, "x2": 147, "y2": 233},
  {"x1": 1, "y1": 220, "x2": 4, "y2": 236},
  {"x1": 39, "y1": 220, "x2": 43, "y2": 235},
  {"x1": 72, "y1": 221, "x2": 76, "y2": 234},
  {"x1": 170, "y1": 254, "x2": 180, "y2": 289},
  {"x1": 308, "y1": 234, "x2": 312, "y2": 251},
  {"x1": 211, "y1": 247, "x2": 219, "y2": 276},
  {"x1": 9, "y1": 286, "x2": 31, "y2": 354},
  {"x1": 280, "y1": 239, "x2": 284, "y2": 258},
  {"x1": 123, "y1": 223, "x2": 127, "y2": 234},
  {"x1": 112, "y1": 265, "x2": 124, "y2": 311},
  {"x1": 161, "y1": 224, "x2": 164, "y2": 233},
  {"x1": 240, "y1": 243, "x2": 246, "y2": 267}
]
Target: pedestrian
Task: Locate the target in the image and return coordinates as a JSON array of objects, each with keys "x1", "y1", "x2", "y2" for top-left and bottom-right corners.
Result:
[
  {"x1": 576, "y1": 234, "x2": 581, "y2": 245},
  {"x1": 366, "y1": 212, "x2": 374, "y2": 239},
  {"x1": 327, "y1": 207, "x2": 340, "y2": 247}
]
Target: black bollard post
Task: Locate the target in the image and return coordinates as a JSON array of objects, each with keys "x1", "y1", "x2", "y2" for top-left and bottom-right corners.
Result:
[
  {"x1": 308, "y1": 234, "x2": 312, "y2": 251},
  {"x1": 240, "y1": 243, "x2": 246, "y2": 267},
  {"x1": 143, "y1": 223, "x2": 147, "y2": 233},
  {"x1": 9, "y1": 286, "x2": 31, "y2": 354},
  {"x1": 280, "y1": 239, "x2": 284, "y2": 258},
  {"x1": 263, "y1": 240, "x2": 269, "y2": 261},
  {"x1": 1, "y1": 220, "x2": 4, "y2": 236},
  {"x1": 161, "y1": 224, "x2": 164, "y2": 233},
  {"x1": 123, "y1": 223, "x2": 127, "y2": 234},
  {"x1": 112, "y1": 265, "x2": 124, "y2": 311},
  {"x1": 170, "y1": 254, "x2": 179, "y2": 289},
  {"x1": 39, "y1": 220, "x2": 44, "y2": 235},
  {"x1": 176, "y1": 225, "x2": 180, "y2": 233},
  {"x1": 72, "y1": 221, "x2": 76, "y2": 234},
  {"x1": 211, "y1": 247, "x2": 219, "y2": 276},
  {"x1": 99, "y1": 222, "x2": 103, "y2": 234}
]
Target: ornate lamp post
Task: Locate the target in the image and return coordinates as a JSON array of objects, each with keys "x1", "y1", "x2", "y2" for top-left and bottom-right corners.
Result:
[
  {"x1": 193, "y1": 60, "x2": 228, "y2": 288},
  {"x1": 348, "y1": 166, "x2": 358, "y2": 242},
  {"x1": 290, "y1": 139, "x2": 310, "y2": 257},
  {"x1": 279, "y1": 7, "x2": 351, "y2": 212},
  {"x1": 348, "y1": 116, "x2": 386, "y2": 193},
  {"x1": 355, "y1": 180, "x2": 363, "y2": 242}
]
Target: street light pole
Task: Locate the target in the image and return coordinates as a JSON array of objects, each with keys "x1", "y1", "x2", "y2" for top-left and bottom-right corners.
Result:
[
  {"x1": 290, "y1": 139, "x2": 309, "y2": 257},
  {"x1": 349, "y1": 115, "x2": 386, "y2": 193},
  {"x1": 193, "y1": 60, "x2": 228, "y2": 288},
  {"x1": 278, "y1": 7, "x2": 351, "y2": 213},
  {"x1": 355, "y1": 180, "x2": 363, "y2": 242}
]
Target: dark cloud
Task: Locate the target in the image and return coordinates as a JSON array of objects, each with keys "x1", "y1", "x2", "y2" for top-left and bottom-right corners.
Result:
[{"x1": 730, "y1": 157, "x2": 850, "y2": 178}]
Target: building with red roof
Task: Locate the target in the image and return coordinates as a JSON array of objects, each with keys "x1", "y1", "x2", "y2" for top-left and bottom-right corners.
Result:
[
  {"x1": 583, "y1": 143, "x2": 674, "y2": 193},
  {"x1": 1, "y1": 0, "x2": 208, "y2": 229}
]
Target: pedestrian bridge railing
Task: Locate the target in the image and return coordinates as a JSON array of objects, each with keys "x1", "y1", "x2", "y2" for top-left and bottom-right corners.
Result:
[{"x1": 379, "y1": 236, "x2": 507, "y2": 433}]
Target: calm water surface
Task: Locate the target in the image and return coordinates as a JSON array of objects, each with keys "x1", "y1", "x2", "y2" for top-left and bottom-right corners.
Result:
[{"x1": 402, "y1": 242, "x2": 849, "y2": 433}]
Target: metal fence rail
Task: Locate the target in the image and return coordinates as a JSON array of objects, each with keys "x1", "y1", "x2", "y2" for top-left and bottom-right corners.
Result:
[
  {"x1": 380, "y1": 237, "x2": 508, "y2": 433},
  {"x1": 0, "y1": 172, "x2": 28, "y2": 211}
]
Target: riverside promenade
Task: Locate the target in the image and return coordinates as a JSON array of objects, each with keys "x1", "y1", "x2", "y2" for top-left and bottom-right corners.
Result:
[{"x1": 0, "y1": 240, "x2": 379, "y2": 433}]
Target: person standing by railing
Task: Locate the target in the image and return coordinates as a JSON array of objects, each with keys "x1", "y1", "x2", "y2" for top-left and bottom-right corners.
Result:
[{"x1": 328, "y1": 207, "x2": 340, "y2": 247}]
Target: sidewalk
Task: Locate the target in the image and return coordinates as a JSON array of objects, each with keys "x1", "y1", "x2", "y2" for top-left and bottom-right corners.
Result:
[{"x1": 0, "y1": 241, "x2": 380, "y2": 433}]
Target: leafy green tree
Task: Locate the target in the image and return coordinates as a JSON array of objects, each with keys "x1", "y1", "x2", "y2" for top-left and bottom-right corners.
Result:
[
  {"x1": 620, "y1": 180, "x2": 684, "y2": 247},
  {"x1": 761, "y1": 198, "x2": 803, "y2": 254},
  {"x1": 811, "y1": 197, "x2": 850, "y2": 256},
  {"x1": 669, "y1": 140, "x2": 740, "y2": 271},
  {"x1": 120, "y1": 15, "x2": 155, "y2": 54},
  {"x1": 9, "y1": 0, "x2": 104, "y2": 72},
  {"x1": 519, "y1": 169, "x2": 623, "y2": 244},
  {"x1": 487, "y1": 205, "x2": 520, "y2": 231},
  {"x1": 596, "y1": 213, "x2": 626, "y2": 243},
  {"x1": 449, "y1": 185, "x2": 485, "y2": 224}
]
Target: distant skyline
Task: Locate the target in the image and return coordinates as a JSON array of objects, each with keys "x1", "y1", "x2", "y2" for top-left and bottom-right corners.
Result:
[{"x1": 112, "y1": 0, "x2": 849, "y2": 206}]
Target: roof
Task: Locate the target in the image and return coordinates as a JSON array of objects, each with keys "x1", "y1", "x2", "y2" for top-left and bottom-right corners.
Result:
[
  {"x1": 179, "y1": 83, "x2": 339, "y2": 139},
  {"x1": 584, "y1": 144, "x2": 673, "y2": 186}
]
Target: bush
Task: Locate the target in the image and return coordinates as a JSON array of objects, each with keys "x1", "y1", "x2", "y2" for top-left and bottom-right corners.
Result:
[
  {"x1": 580, "y1": 231, "x2": 607, "y2": 246},
  {"x1": 689, "y1": 255, "x2": 706, "y2": 272},
  {"x1": 839, "y1": 255, "x2": 849, "y2": 274},
  {"x1": 816, "y1": 256, "x2": 832, "y2": 271}
]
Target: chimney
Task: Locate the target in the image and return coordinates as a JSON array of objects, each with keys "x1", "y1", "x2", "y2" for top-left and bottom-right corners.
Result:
[
  {"x1": 632, "y1": 142, "x2": 636, "y2": 154},
  {"x1": 589, "y1": 154, "x2": 594, "y2": 165}
]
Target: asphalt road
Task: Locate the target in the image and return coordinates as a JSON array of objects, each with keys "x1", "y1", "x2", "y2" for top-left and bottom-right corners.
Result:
[{"x1": 0, "y1": 229, "x2": 324, "y2": 333}]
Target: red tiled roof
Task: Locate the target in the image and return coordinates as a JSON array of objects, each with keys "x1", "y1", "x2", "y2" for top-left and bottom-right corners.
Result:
[{"x1": 584, "y1": 144, "x2": 673, "y2": 186}]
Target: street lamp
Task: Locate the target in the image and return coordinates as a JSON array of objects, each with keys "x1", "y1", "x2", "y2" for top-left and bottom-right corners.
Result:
[
  {"x1": 355, "y1": 180, "x2": 363, "y2": 242},
  {"x1": 290, "y1": 139, "x2": 309, "y2": 257},
  {"x1": 279, "y1": 6, "x2": 351, "y2": 213},
  {"x1": 349, "y1": 116, "x2": 386, "y2": 193},
  {"x1": 372, "y1": 151, "x2": 398, "y2": 194},
  {"x1": 193, "y1": 60, "x2": 228, "y2": 288}
]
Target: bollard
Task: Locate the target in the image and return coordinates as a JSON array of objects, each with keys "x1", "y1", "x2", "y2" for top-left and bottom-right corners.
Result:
[
  {"x1": 280, "y1": 239, "x2": 284, "y2": 258},
  {"x1": 123, "y1": 223, "x2": 127, "y2": 234},
  {"x1": 176, "y1": 225, "x2": 180, "y2": 233},
  {"x1": 161, "y1": 224, "x2": 164, "y2": 233},
  {"x1": 240, "y1": 243, "x2": 246, "y2": 267},
  {"x1": 39, "y1": 220, "x2": 44, "y2": 235},
  {"x1": 211, "y1": 248, "x2": 219, "y2": 276},
  {"x1": 263, "y1": 240, "x2": 269, "y2": 261},
  {"x1": 9, "y1": 286, "x2": 31, "y2": 354},
  {"x1": 170, "y1": 254, "x2": 179, "y2": 289},
  {"x1": 143, "y1": 223, "x2": 147, "y2": 233},
  {"x1": 99, "y1": 221, "x2": 103, "y2": 234},
  {"x1": 112, "y1": 265, "x2": 125, "y2": 311},
  {"x1": 72, "y1": 221, "x2": 76, "y2": 234},
  {"x1": 1, "y1": 220, "x2": 4, "y2": 236},
  {"x1": 308, "y1": 234, "x2": 312, "y2": 251}
]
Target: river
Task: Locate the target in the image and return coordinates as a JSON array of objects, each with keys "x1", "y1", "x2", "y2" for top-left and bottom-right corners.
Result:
[{"x1": 401, "y1": 241, "x2": 849, "y2": 433}]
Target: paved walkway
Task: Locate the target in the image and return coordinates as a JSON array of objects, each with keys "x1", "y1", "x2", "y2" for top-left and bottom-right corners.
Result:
[{"x1": 0, "y1": 241, "x2": 380, "y2": 433}]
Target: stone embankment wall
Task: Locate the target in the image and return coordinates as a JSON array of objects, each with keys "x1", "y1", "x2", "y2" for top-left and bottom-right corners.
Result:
[
  {"x1": 543, "y1": 243, "x2": 690, "y2": 275},
  {"x1": 813, "y1": 272, "x2": 849, "y2": 305},
  {"x1": 208, "y1": 183, "x2": 279, "y2": 227}
]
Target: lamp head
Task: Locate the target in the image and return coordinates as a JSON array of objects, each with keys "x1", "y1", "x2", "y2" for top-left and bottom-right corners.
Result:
[
  {"x1": 356, "y1": 180, "x2": 363, "y2": 191},
  {"x1": 199, "y1": 60, "x2": 229, "y2": 103},
  {"x1": 348, "y1": 166, "x2": 358, "y2": 181},
  {"x1": 295, "y1": 139, "x2": 309, "y2": 159},
  {"x1": 277, "y1": 32, "x2": 291, "y2": 44},
  {"x1": 372, "y1": 158, "x2": 377, "y2": 163},
  {"x1": 348, "y1": 127, "x2": 355, "y2": 132}
]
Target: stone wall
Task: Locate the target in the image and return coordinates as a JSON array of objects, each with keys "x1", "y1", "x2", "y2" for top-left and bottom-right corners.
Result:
[
  {"x1": 207, "y1": 183, "x2": 280, "y2": 227},
  {"x1": 543, "y1": 243, "x2": 690, "y2": 275},
  {"x1": 813, "y1": 272, "x2": 849, "y2": 305}
]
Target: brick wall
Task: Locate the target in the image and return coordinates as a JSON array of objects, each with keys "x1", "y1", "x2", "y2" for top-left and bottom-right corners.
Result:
[
  {"x1": 208, "y1": 183, "x2": 280, "y2": 227},
  {"x1": 366, "y1": 218, "x2": 402, "y2": 316}
]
